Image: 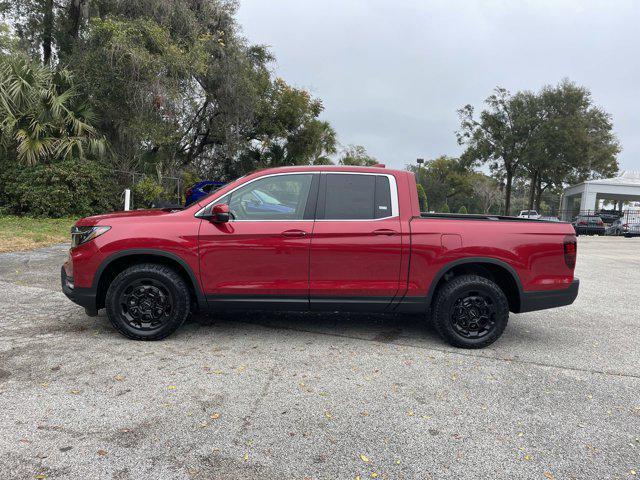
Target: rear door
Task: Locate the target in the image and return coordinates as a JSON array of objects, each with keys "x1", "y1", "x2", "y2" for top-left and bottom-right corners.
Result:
[{"x1": 309, "y1": 172, "x2": 403, "y2": 311}]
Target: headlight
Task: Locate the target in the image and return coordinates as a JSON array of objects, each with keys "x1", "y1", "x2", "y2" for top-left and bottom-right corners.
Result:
[{"x1": 71, "y1": 226, "x2": 111, "y2": 247}]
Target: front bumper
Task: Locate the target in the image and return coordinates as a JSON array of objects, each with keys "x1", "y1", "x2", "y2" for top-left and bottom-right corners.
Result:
[
  {"x1": 519, "y1": 278, "x2": 580, "y2": 313},
  {"x1": 61, "y1": 266, "x2": 98, "y2": 316}
]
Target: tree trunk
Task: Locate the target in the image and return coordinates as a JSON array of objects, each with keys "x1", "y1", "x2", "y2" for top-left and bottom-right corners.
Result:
[
  {"x1": 534, "y1": 180, "x2": 546, "y2": 212},
  {"x1": 42, "y1": 0, "x2": 54, "y2": 65},
  {"x1": 68, "y1": 0, "x2": 89, "y2": 40},
  {"x1": 527, "y1": 170, "x2": 538, "y2": 211},
  {"x1": 504, "y1": 170, "x2": 513, "y2": 216}
]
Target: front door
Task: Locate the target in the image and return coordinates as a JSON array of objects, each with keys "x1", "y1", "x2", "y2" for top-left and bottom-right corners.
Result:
[
  {"x1": 309, "y1": 173, "x2": 403, "y2": 311},
  {"x1": 198, "y1": 173, "x2": 318, "y2": 310}
]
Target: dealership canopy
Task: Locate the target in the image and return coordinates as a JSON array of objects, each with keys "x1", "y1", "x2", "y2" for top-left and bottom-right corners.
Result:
[{"x1": 561, "y1": 171, "x2": 640, "y2": 219}]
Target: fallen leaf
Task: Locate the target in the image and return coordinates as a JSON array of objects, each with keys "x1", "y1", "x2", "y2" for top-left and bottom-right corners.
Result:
[
  {"x1": 630, "y1": 470, "x2": 636, "y2": 476},
  {"x1": 41, "y1": 383, "x2": 49, "y2": 388},
  {"x1": 35, "y1": 475, "x2": 47, "y2": 479},
  {"x1": 324, "y1": 411, "x2": 333, "y2": 419},
  {"x1": 212, "y1": 369, "x2": 224, "y2": 375},
  {"x1": 210, "y1": 413, "x2": 221, "y2": 420},
  {"x1": 167, "y1": 385, "x2": 177, "y2": 390},
  {"x1": 359, "y1": 454, "x2": 370, "y2": 463},
  {"x1": 407, "y1": 410, "x2": 414, "y2": 416},
  {"x1": 243, "y1": 453, "x2": 249, "y2": 461},
  {"x1": 69, "y1": 389, "x2": 80, "y2": 394},
  {"x1": 114, "y1": 374, "x2": 125, "y2": 382},
  {"x1": 370, "y1": 473, "x2": 378, "y2": 478},
  {"x1": 395, "y1": 460, "x2": 401, "y2": 465},
  {"x1": 543, "y1": 472, "x2": 554, "y2": 479},
  {"x1": 97, "y1": 449, "x2": 108, "y2": 456},
  {"x1": 523, "y1": 454, "x2": 532, "y2": 461}
]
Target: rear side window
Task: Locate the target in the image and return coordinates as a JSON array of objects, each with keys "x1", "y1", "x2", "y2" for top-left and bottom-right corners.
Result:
[{"x1": 321, "y1": 174, "x2": 393, "y2": 220}]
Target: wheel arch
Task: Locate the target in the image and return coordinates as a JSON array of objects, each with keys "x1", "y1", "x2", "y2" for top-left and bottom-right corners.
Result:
[
  {"x1": 427, "y1": 257, "x2": 523, "y2": 313},
  {"x1": 93, "y1": 249, "x2": 205, "y2": 311}
]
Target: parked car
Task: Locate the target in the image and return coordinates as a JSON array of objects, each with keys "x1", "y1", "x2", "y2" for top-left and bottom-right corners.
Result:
[
  {"x1": 623, "y1": 221, "x2": 640, "y2": 237},
  {"x1": 606, "y1": 218, "x2": 625, "y2": 236},
  {"x1": 572, "y1": 214, "x2": 605, "y2": 236},
  {"x1": 185, "y1": 181, "x2": 226, "y2": 206},
  {"x1": 62, "y1": 166, "x2": 579, "y2": 349},
  {"x1": 518, "y1": 210, "x2": 541, "y2": 219},
  {"x1": 597, "y1": 209, "x2": 623, "y2": 224},
  {"x1": 539, "y1": 216, "x2": 561, "y2": 222}
]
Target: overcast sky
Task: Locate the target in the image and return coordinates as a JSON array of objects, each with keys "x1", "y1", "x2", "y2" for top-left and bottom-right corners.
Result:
[{"x1": 237, "y1": 0, "x2": 640, "y2": 172}]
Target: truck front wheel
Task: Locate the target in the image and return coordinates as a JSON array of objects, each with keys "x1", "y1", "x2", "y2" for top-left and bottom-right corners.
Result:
[
  {"x1": 105, "y1": 263, "x2": 191, "y2": 340},
  {"x1": 432, "y1": 274, "x2": 509, "y2": 349}
]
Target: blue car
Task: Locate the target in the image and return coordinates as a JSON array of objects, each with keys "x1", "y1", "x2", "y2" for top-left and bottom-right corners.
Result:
[{"x1": 185, "y1": 181, "x2": 226, "y2": 207}]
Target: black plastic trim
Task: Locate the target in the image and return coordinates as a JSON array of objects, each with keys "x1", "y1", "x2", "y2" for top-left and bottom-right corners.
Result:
[
  {"x1": 422, "y1": 257, "x2": 525, "y2": 310},
  {"x1": 206, "y1": 295, "x2": 309, "y2": 311},
  {"x1": 310, "y1": 296, "x2": 394, "y2": 312},
  {"x1": 519, "y1": 279, "x2": 579, "y2": 313},
  {"x1": 92, "y1": 249, "x2": 207, "y2": 309},
  {"x1": 61, "y1": 266, "x2": 98, "y2": 316},
  {"x1": 205, "y1": 295, "x2": 396, "y2": 313}
]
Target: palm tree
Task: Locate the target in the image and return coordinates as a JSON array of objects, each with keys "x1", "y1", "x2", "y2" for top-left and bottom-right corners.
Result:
[{"x1": 0, "y1": 56, "x2": 106, "y2": 166}]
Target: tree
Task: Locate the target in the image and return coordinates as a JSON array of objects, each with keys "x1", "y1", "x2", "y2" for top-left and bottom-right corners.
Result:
[
  {"x1": 472, "y1": 174, "x2": 502, "y2": 214},
  {"x1": 458, "y1": 205, "x2": 467, "y2": 214},
  {"x1": 523, "y1": 79, "x2": 619, "y2": 211},
  {"x1": 339, "y1": 144, "x2": 377, "y2": 166},
  {"x1": 457, "y1": 87, "x2": 540, "y2": 215},
  {"x1": 416, "y1": 183, "x2": 428, "y2": 211},
  {"x1": 0, "y1": 56, "x2": 106, "y2": 166},
  {"x1": 408, "y1": 156, "x2": 475, "y2": 212}
]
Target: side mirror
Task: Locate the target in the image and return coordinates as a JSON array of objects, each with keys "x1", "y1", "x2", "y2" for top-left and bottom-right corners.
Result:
[{"x1": 210, "y1": 203, "x2": 230, "y2": 223}]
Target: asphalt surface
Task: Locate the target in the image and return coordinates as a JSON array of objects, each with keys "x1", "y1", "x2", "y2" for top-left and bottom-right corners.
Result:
[{"x1": 0, "y1": 238, "x2": 638, "y2": 479}]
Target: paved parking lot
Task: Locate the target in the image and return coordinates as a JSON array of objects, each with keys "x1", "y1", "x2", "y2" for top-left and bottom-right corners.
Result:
[{"x1": 0, "y1": 237, "x2": 638, "y2": 479}]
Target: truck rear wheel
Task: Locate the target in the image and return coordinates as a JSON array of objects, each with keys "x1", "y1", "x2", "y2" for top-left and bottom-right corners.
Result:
[
  {"x1": 105, "y1": 263, "x2": 191, "y2": 340},
  {"x1": 432, "y1": 274, "x2": 509, "y2": 349}
]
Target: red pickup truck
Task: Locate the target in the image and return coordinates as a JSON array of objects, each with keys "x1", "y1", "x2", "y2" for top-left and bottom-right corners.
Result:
[{"x1": 62, "y1": 165, "x2": 579, "y2": 348}]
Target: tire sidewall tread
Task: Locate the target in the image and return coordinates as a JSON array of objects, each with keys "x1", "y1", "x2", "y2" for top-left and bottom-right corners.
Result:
[
  {"x1": 432, "y1": 274, "x2": 509, "y2": 349},
  {"x1": 105, "y1": 263, "x2": 191, "y2": 341}
]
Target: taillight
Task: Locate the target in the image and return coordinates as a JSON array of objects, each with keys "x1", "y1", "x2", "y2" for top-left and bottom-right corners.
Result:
[
  {"x1": 597, "y1": 220, "x2": 604, "y2": 226},
  {"x1": 564, "y1": 237, "x2": 577, "y2": 269},
  {"x1": 186, "y1": 188, "x2": 193, "y2": 197},
  {"x1": 623, "y1": 224, "x2": 629, "y2": 231}
]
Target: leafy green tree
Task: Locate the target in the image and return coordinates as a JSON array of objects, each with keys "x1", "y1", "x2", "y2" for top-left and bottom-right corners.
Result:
[
  {"x1": 441, "y1": 203, "x2": 450, "y2": 213},
  {"x1": 339, "y1": 144, "x2": 378, "y2": 166},
  {"x1": 457, "y1": 87, "x2": 540, "y2": 215},
  {"x1": 0, "y1": 56, "x2": 106, "y2": 166},
  {"x1": 458, "y1": 205, "x2": 467, "y2": 214},
  {"x1": 408, "y1": 156, "x2": 475, "y2": 212},
  {"x1": 523, "y1": 79, "x2": 619, "y2": 211},
  {"x1": 416, "y1": 183, "x2": 428, "y2": 211}
]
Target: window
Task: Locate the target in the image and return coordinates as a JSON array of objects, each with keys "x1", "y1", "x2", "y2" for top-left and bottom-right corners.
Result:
[
  {"x1": 322, "y1": 174, "x2": 393, "y2": 220},
  {"x1": 218, "y1": 174, "x2": 313, "y2": 221}
]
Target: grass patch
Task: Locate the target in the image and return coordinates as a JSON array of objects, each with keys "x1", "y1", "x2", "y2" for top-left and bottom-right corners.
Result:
[{"x1": 0, "y1": 216, "x2": 75, "y2": 253}]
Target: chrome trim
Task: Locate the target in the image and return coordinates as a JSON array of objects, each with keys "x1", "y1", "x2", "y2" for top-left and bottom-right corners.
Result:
[{"x1": 196, "y1": 171, "x2": 399, "y2": 222}]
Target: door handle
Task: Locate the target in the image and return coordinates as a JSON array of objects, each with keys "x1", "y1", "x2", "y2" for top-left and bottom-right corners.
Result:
[
  {"x1": 372, "y1": 229, "x2": 398, "y2": 236},
  {"x1": 281, "y1": 229, "x2": 308, "y2": 238}
]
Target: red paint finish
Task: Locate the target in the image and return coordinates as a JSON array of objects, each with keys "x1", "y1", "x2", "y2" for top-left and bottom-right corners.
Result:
[
  {"x1": 65, "y1": 165, "x2": 577, "y2": 314},
  {"x1": 198, "y1": 220, "x2": 312, "y2": 296},
  {"x1": 309, "y1": 217, "x2": 403, "y2": 299}
]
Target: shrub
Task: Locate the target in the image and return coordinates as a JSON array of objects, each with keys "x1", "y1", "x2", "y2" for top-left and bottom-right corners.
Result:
[
  {"x1": 458, "y1": 205, "x2": 468, "y2": 214},
  {"x1": 133, "y1": 176, "x2": 164, "y2": 208},
  {"x1": 0, "y1": 158, "x2": 120, "y2": 217},
  {"x1": 441, "y1": 203, "x2": 450, "y2": 213},
  {"x1": 416, "y1": 184, "x2": 428, "y2": 212}
]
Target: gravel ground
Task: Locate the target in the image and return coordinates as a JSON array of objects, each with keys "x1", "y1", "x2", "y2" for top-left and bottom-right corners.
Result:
[{"x1": 0, "y1": 237, "x2": 638, "y2": 479}]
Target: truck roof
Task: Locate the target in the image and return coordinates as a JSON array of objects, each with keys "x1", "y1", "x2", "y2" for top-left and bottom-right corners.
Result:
[{"x1": 250, "y1": 165, "x2": 409, "y2": 176}]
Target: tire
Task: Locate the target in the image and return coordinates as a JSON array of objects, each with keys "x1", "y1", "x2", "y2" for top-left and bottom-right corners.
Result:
[
  {"x1": 105, "y1": 263, "x2": 191, "y2": 340},
  {"x1": 432, "y1": 274, "x2": 509, "y2": 349}
]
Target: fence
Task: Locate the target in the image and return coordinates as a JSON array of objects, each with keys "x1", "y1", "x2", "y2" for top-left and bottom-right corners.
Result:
[
  {"x1": 523, "y1": 209, "x2": 640, "y2": 224},
  {"x1": 115, "y1": 170, "x2": 184, "y2": 210}
]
